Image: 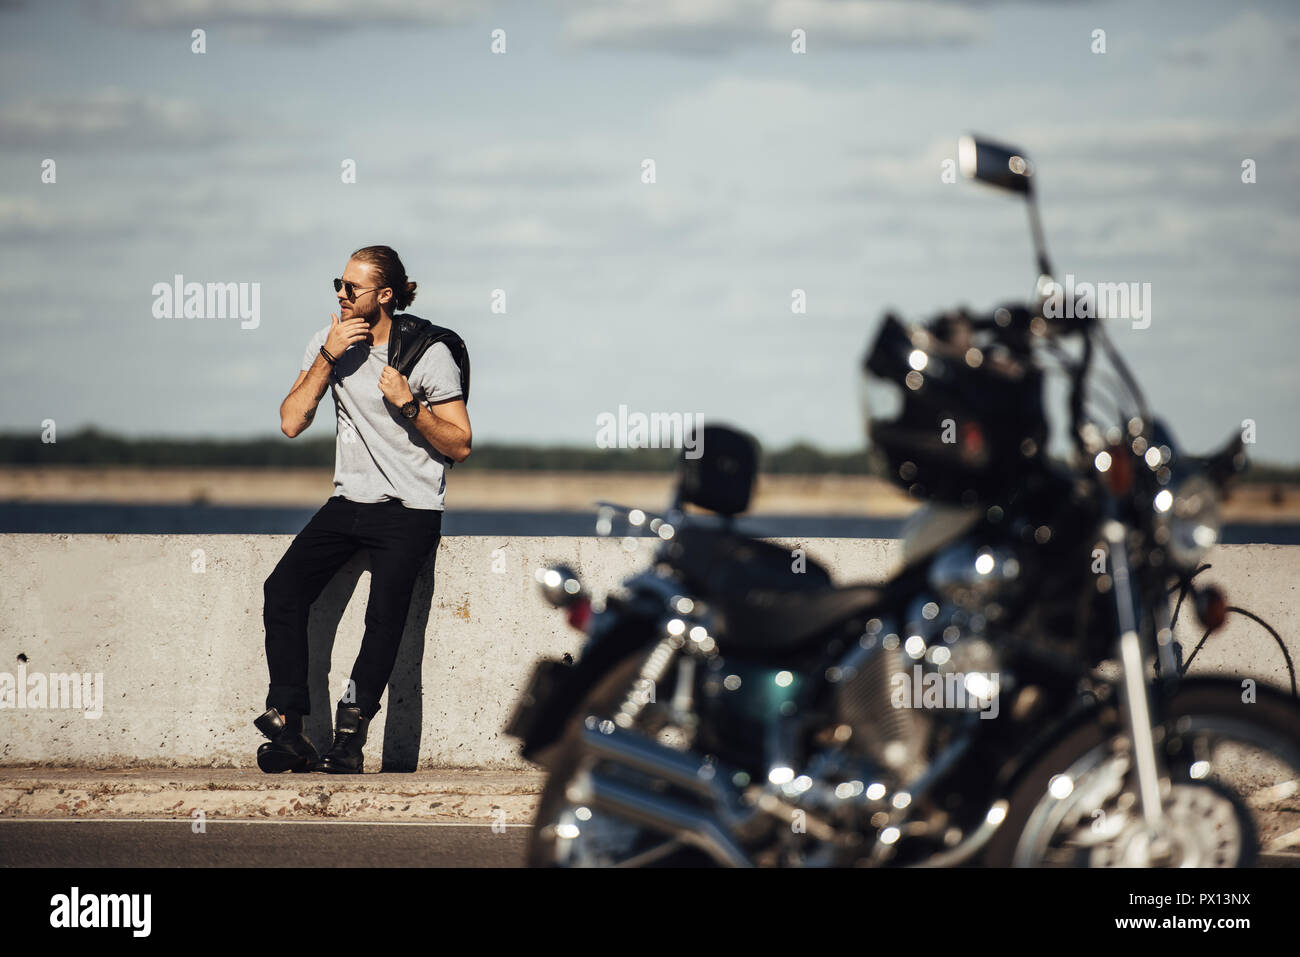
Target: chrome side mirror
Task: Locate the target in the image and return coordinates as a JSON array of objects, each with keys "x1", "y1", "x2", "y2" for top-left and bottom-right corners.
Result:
[
  {"x1": 958, "y1": 135, "x2": 1035, "y2": 195},
  {"x1": 958, "y1": 132, "x2": 1054, "y2": 285}
]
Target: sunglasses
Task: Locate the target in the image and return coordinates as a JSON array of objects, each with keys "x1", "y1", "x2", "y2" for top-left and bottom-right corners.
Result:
[{"x1": 333, "y1": 278, "x2": 385, "y2": 301}]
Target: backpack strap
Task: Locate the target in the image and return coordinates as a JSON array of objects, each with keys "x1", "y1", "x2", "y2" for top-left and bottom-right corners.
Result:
[{"x1": 389, "y1": 314, "x2": 470, "y2": 404}]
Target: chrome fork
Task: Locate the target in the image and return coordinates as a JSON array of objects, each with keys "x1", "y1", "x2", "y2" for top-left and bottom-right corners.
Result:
[{"x1": 1105, "y1": 519, "x2": 1167, "y2": 848}]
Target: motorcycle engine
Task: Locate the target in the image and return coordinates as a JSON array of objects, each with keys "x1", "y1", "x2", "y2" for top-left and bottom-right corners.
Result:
[
  {"x1": 832, "y1": 616, "x2": 929, "y2": 780},
  {"x1": 831, "y1": 595, "x2": 1004, "y2": 781}
]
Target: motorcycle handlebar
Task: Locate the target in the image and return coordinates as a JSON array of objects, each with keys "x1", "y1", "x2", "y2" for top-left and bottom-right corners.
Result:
[
  {"x1": 919, "y1": 302, "x2": 1101, "y2": 460},
  {"x1": 959, "y1": 303, "x2": 1095, "y2": 340}
]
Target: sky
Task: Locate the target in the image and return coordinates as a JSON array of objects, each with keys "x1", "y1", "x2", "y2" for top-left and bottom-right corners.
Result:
[{"x1": 1, "y1": 0, "x2": 1298, "y2": 462}]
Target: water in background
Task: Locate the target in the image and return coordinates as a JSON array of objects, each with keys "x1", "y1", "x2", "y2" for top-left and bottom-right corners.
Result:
[{"x1": 0, "y1": 502, "x2": 1296, "y2": 544}]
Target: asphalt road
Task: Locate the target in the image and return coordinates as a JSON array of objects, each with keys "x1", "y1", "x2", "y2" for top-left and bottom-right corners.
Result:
[
  {"x1": 2, "y1": 819, "x2": 1297, "y2": 868},
  {"x1": 0, "y1": 820, "x2": 529, "y2": 867}
]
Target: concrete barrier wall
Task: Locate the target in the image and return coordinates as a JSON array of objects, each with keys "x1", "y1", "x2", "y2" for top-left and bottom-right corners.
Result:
[{"x1": 0, "y1": 535, "x2": 1296, "y2": 769}]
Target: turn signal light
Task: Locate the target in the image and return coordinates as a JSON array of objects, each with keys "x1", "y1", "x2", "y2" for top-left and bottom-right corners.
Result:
[
  {"x1": 1104, "y1": 444, "x2": 1133, "y2": 495},
  {"x1": 566, "y1": 596, "x2": 593, "y2": 632},
  {"x1": 1194, "y1": 585, "x2": 1228, "y2": 633}
]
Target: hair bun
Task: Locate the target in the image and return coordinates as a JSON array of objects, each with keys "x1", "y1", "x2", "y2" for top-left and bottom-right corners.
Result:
[{"x1": 348, "y1": 246, "x2": 415, "y2": 311}]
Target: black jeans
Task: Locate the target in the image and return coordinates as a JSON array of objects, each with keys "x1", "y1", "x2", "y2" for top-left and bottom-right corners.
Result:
[{"x1": 263, "y1": 495, "x2": 443, "y2": 721}]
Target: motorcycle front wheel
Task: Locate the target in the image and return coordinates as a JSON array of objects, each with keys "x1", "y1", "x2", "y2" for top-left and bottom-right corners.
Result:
[{"x1": 983, "y1": 680, "x2": 1300, "y2": 867}]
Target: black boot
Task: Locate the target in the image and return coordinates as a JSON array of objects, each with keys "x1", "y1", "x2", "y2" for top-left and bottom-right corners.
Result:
[
  {"x1": 254, "y1": 707, "x2": 319, "y2": 773},
  {"x1": 315, "y1": 704, "x2": 371, "y2": 774}
]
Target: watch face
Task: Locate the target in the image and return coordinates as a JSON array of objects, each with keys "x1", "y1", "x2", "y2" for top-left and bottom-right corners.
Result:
[{"x1": 402, "y1": 401, "x2": 418, "y2": 418}]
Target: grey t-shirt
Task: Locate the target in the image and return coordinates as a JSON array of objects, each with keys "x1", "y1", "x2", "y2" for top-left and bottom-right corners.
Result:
[{"x1": 301, "y1": 324, "x2": 463, "y2": 510}]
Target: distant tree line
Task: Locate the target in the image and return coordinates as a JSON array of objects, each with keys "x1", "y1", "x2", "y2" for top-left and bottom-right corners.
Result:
[
  {"x1": 0, "y1": 428, "x2": 1294, "y2": 482},
  {"x1": 0, "y1": 429, "x2": 876, "y2": 473}
]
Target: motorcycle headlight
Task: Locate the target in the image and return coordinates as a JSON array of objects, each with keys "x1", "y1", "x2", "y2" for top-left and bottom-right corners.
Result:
[{"x1": 1153, "y1": 474, "x2": 1221, "y2": 569}]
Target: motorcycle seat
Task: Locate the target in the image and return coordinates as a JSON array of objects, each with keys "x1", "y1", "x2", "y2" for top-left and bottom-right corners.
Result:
[
  {"x1": 661, "y1": 525, "x2": 883, "y2": 652},
  {"x1": 662, "y1": 524, "x2": 834, "y2": 595},
  {"x1": 714, "y1": 582, "x2": 884, "y2": 653}
]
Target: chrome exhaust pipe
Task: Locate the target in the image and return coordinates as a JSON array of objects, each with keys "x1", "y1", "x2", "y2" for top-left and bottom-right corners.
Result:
[
  {"x1": 577, "y1": 723, "x2": 757, "y2": 866},
  {"x1": 585, "y1": 771, "x2": 753, "y2": 867},
  {"x1": 580, "y1": 723, "x2": 726, "y2": 800}
]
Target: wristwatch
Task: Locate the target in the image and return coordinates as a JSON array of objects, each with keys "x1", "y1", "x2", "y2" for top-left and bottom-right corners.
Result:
[{"x1": 399, "y1": 398, "x2": 420, "y2": 420}]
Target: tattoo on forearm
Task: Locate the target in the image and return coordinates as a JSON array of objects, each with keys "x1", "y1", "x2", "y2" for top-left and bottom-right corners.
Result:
[{"x1": 301, "y1": 407, "x2": 315, "y2": 427}]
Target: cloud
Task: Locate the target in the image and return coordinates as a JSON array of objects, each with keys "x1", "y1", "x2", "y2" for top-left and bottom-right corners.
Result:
[
  {"x1": 0, "y1": 196, "x2": 119, "y2": 239},
  {"x1": 1163, "y1": 9, "x2": 1300, "y2": 68},
  {"x1": 561, "y1": 0, "x2": 984, "y2": 54},
  {"x1": 459, "y1": 215, "x2": 592, "y2": 251},
  {"x1": 0, "y1": 87, "x2": 240, "y2": 150},
  {"x1": 412, "y1": 139, "x2": 629, "y2": 190},
  {"x1": 1009, "y1": 116, "x2": 1300, "y2": 159},
  {"x1": 84, "y1": 0, "x2": 484, "y2": 37},
  {"x1": 953, "y1": 117, "x2": 1300, "y2": 210},
  {"x1": 2, "y1": 1, "x2": 1298, "y2": 461}
]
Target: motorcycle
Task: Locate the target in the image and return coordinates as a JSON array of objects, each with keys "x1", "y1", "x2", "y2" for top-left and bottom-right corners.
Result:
[{"x1": 505, "y1": 135, "x2": 1300, "y2": 867}]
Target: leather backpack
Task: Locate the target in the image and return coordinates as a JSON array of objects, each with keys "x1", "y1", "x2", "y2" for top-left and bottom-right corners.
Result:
[
  {"x1": 386, "y1": 313, "x2": 470, "y2": 405},
  {"x1": 386, "y1": 313, "x2": 470, "y2": 469}
]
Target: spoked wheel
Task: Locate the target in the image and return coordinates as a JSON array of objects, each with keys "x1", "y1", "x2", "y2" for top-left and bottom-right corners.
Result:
[
  {"x1": 526, "y1": 653, "x2": 719, "y2": 868},
  {"x1": 985, "y1": 682, "x2": 1300, "y2": 867}
]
